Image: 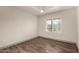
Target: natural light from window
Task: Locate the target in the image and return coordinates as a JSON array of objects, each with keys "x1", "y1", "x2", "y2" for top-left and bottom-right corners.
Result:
[{"x1": 46, "y1": 18, "x2": 61, "y2": 33}]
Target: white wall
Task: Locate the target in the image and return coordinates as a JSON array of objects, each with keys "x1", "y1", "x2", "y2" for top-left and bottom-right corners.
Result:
[
  {"x1": 77, "y1": 7, "x2": 79, "y2": 50},
  {"x1": 0, "y1": 7, "x2": 38, "y2": 48},
  {"x1": 38, "y1": 7, "x2": 77, "y2": 43},
  {"x1": 0, "y1": 7, "x2": 77, "y2": 49}
]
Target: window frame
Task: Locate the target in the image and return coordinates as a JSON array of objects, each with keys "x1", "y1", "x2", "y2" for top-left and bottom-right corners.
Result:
[{"x1": 46, "y1": 18, "x2": 62, "y2": 33}]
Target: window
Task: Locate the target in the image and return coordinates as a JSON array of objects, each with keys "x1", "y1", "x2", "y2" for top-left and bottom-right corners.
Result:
[{"x1": 46, "y1": 18, "x2": 61, "y2": 33}]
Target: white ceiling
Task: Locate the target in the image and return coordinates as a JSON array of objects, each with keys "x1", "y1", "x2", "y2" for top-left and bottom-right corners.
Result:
[{"x1": 15, "y1": 6, "x2": 74, "y2": 16}]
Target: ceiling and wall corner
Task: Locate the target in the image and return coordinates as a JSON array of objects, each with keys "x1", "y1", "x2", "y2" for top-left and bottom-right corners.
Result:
[{"x1": 15, "y1": 6, "x2": 75, "y2": 16}]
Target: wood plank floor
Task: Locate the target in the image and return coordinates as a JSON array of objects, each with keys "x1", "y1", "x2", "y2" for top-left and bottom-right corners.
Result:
[{"x1": 0, "y1": 37, "x2": 78, "y2": 53}]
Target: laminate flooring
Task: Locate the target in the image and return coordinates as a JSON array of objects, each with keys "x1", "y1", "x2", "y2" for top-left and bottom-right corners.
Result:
[{"x1": 0, "y1": 37, "x2": 78, "y2": 53}]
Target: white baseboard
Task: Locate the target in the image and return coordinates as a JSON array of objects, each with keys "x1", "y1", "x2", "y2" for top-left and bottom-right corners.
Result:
[
  {"x1": 0, "y1": 36, "x2": 38, "y2": 50},
  {"x1": 39, "y1": 35, "x2": 76, "y2": 44}
]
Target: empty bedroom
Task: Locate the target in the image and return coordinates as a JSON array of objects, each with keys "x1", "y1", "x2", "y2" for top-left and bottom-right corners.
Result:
[{"x1": 0, "y1": 6, "x2": 79, "y2": 53}]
